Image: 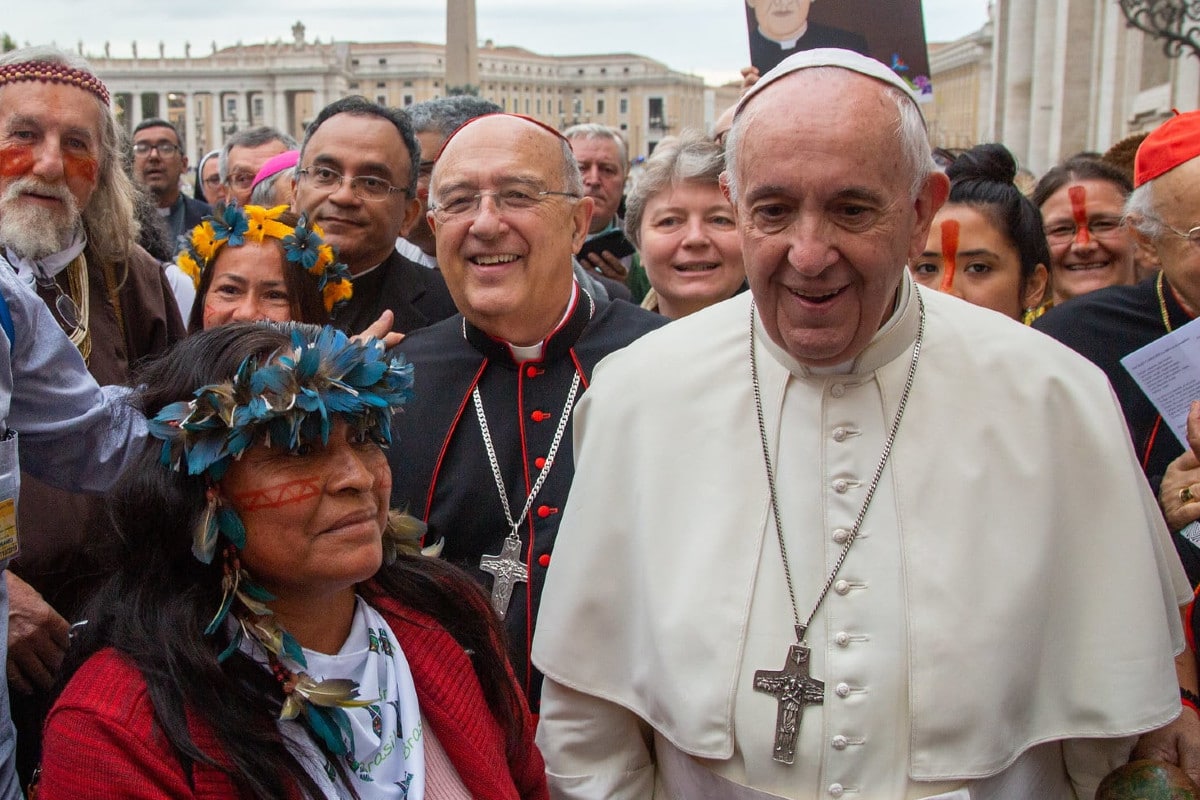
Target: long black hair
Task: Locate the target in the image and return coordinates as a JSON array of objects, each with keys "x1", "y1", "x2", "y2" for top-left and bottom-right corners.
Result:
[
  {"x1": 945, "y1": 143, "x2": 1050, "y2": 287},
  {"x1": 59, "y1": 323, "x2": 524, "y2": 798}
]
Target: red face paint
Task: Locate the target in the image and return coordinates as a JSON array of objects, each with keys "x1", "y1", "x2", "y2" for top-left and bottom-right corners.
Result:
[
  {"x1": 232, "y1": 477, "x2": 321, "y2": 511},
  {"x1": 1068, "y1": 185, "x2": 1090, "y2": 245},
  {"x1": 938, "y1": 219, "x2": 960, "y2": 293},
  {"x1": 63, "y1": 152, "x2": 98, "y2": 186},
  {"x1": 0, "y1": 144, "x2": 35, "y2": 179}
]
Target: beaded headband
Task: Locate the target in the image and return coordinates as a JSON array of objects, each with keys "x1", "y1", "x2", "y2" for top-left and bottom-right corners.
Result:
[
  {"x1": 178, "y1": 204, "x2": 353, "y2": 314},
  {"x1": 0, "y1": 60, "x2": 111, "y2": 106}
]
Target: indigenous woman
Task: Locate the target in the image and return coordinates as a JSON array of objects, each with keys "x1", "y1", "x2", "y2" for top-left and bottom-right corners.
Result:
[
  {"x1": 624, "y1": 130, "x2": 746, "y2": 320},
  {"x1": 36, "y1": 323, "x2": 547, "y2": 799},
  {"x1": 910, "y1": 143, "x2": 1049, "y2": 323},
  {"x1": 1032, "y1": 156, "x2": 1139, "y2": 308},
  {"x1": 178, "y1": 204, "x2": 353, "y2": 332}
]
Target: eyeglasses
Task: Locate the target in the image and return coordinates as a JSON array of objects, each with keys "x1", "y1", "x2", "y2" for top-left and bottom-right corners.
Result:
[
  {"x1": 1044, "y1": 216, "x2": 1125, "y2": 244},
  {"x1": 297, "y1": 166, "x2": 406, "y2": 202},
  {"x1": 1160, "y1": 221, "x2": 1200, "y2": 248},
  {"x1": 132, "y1": 142, "x2": 180, "y2": 157},
  {"x1": 202, "y1": 174, "x2": 223, "y2": 188},
  {"x1": 34, "y1": 272, "x2": 82, "y2": 334},
  {"x1": 225, "y1": 171, "x2": 257, "y2": 191},
  {"x1": 429, "y1": 188, "x2": 580, "y2": 222}
]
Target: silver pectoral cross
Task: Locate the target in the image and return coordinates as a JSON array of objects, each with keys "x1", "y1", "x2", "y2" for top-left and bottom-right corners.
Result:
[
  {"x1": 753, "y1": 624, "x2": 825, "y2": 765},
  {"x1": 480, "y1": 532, "x2": 527, "y2": 620}
]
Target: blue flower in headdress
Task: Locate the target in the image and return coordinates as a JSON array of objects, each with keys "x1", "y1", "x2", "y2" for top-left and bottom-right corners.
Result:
[
  {"x1": 282, "y1": 215, "x2": 324, "y2": 271},
  {"x1": 210, "y1": 204, "x2": 249, "y2": 247}
]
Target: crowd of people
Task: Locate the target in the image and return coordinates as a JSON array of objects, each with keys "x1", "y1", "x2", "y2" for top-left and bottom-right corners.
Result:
[{"x1": 0, "y1": 36, "x2": 1198, "y2": 800}]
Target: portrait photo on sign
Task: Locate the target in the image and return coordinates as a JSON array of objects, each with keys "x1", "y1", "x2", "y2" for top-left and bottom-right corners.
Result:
[{"x1": 744, "y1": 0, "x2": 933, "y2": 98}]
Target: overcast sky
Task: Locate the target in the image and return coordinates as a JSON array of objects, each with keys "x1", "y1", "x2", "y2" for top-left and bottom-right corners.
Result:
[{"x1": 2, "y1": 0, "x2": 990, "y2": 85}]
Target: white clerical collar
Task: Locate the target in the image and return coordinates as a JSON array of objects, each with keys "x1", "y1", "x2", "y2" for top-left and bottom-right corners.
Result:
[
  {"x1": 760, "y1": 23, "x2": 807, "y2": 50},
  {"x1": 506, "y1": 282, "x2": 579, "y2": 362},
  {"x1": 760, "y1": 270, "x2": 918, "y2": 378},
  {"x1": 350, "y1": 260, "x2": 386, "y2": 280},
  {"x1": 3, "y1": 228, "x2": 88, "y2": 289}
]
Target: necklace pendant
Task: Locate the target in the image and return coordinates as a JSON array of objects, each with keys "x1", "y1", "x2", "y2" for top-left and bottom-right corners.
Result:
[
  {"x1": 753, "y1": 625, "x2": 824, "y2": 765},
  {"x1": 480, "y1": 533, "x2": 528, "y2": 620}
]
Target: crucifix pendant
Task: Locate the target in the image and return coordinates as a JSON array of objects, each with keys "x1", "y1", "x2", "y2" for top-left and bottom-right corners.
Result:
[
  {"x1": 753, "y1": 624, "x2": 825, "y2": 765},
  {"x1": 480, "y1": 533, "x2": 527, "y2": 620}
]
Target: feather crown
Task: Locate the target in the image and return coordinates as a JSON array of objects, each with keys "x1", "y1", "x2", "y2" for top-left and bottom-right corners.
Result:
[{"x1": 148, "y1": 324, "x2": 413, "y2": 483}]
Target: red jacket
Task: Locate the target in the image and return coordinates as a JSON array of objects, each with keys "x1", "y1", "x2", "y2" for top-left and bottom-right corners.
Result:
[{"x1": 36, "y1": 595, "x2": 548, "y2": 799}]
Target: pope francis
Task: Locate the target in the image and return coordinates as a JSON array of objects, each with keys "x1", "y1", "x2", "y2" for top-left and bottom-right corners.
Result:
[{"x1": 531, "y1": 49, "x2": 1197, "y2": 800}]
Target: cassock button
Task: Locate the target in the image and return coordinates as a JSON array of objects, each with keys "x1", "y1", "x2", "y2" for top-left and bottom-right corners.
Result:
[
  {"x1": 534, "y1": 457, "x2": 547, "y2": 469},
  {"x1": 831, "y1": 735, "x2": 848, "y2": 750},
  {"x1": 538, "y1": 554, "x2": 551, "y2": 568},
  {"x1": 830, "y1": 384, "x2": 846, "y2": 398},
  {"x1": 832, "y1": 427, "x2": 847, "y2": 442},
  {"x1": 832, "y1": 528, "x2": 849, "y2": 544},
  {"x1": 531, "y1": 410, "x2": 551, "y2": 422},
  {"x1": 834, "y1": 632, "x2": 850, "y2": 647},
  {"x1": 834, "y1": 579, "x2": 850, "y2": 595},
  {"x1": 835, "y1": 682, "x2": 851, "y2": 697},
  {"x1": 537, "y1": 505, "x2": 558, "y2": 518},
  {"x1": 828, "y1": 784, "x2": 845, "y2": 798},
  {"x1": 525, "y1": 365, "x2": 542, "y2": 378},
  {"x1": 832, "y1": 479, "x2": 849, "y2": 494}
]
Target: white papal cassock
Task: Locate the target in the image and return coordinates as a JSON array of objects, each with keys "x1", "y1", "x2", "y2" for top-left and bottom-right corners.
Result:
[{"x1": 532, "y1": 274, "x2": 1191, "y2": 800}]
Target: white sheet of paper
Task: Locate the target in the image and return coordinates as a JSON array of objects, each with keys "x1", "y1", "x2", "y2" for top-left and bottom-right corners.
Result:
[{"x1": 1120, "y1": 314, "x2": 1200, "y2": 449}]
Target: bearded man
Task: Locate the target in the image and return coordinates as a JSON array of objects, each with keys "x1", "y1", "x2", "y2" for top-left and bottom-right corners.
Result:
[{"x1": 0, "y1": 45, "x2": 185, "y2": 784}]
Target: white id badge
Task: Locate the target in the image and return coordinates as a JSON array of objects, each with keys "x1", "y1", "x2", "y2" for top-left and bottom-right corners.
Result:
[{"x1": 0, "y1": 430, "x2": 20, "y2": 561}]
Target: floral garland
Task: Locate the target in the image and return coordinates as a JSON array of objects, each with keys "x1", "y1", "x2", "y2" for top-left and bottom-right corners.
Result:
[
  {"x1": 147, "y1": 323, "x2": 417, "y2": 755},
  {"x1": 177, "y1": 204, "x2": 354, "y2": 314}
]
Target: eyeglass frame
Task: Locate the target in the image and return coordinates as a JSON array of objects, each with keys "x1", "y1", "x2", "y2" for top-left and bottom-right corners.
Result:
[
  {"x1": 428, "y1": 188, "x2": 581, "y2": 223},
  {"x1": 1158, "y1": 220, "x2": 1200, "y2": 248},
  {"x1": 1043, "y1": 215, "x2": 1127, "y2": 244},
  {"x1": 296, "y1": 165, "x2": 409, "y2": 202},
  {"x1": 131, "y1": 141, "x2": 181, "y2": 157}
]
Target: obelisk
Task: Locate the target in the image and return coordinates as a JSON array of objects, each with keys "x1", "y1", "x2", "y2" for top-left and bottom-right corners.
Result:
[{"x1": 445, "y1": 0, "x2": 479, "y2": 92}]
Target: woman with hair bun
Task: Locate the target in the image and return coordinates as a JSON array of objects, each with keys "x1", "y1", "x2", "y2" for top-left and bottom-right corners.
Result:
[{"x1": 911, "y1": 143, "x2": 1049, "y2": 322}]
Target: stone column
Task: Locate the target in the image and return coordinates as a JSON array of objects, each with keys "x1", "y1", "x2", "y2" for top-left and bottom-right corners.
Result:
[
  {"x1": 209, "y1": 92, "x2": 223, "y2": 153},
  {"x1": 131, "y1": 92, "x2": 145, "y2": 127},
  {"x1": 1025, "y1": 0, "x2": 1058, "y2": 174},
  {"x1": 184, "y1": 92, "x2": 197, "y2": 160},
  {"x1": 995, "y1": 0, "x2": 1035, "y2": 169}
]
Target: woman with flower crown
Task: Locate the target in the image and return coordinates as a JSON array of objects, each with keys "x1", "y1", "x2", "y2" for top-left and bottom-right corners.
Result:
[
  {"x1": 34, "y1": 322, "x2": 548, "y2": 799},
  {"x1": 178, "y1": 204, "x2": 356, "y2": 332}
]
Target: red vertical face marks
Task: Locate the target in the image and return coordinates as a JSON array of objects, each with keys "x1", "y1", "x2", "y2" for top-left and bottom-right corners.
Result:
[
  {"x1": 938, "y1": 218, "x2": 960, "y2": 293},
  {"x1": 1068, "y1": 184, "x2": 1090, "y2": 245},
  {"x1": 0, "y1": 144, "x2": 34, "y2": 179}
]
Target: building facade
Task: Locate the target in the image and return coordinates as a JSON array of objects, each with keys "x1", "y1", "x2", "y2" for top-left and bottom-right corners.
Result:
[
  {"x1": 988, "y1": 0, "x2": 1198, "y2": 175},
  {"x1": 926, "y1": 23, "x2": 994, "y2": 151},
  {"x1": 90, "y1": 22, "x2": 706, "y2": 162}
]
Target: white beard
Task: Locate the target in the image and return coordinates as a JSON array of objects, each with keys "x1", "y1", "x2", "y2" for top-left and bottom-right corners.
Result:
[{"x1": 0, "y1": 178, "x2": 81, "y2": 260}]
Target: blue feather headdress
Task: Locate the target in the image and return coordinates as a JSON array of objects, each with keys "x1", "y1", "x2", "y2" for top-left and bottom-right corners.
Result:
[
  {"x1": 149, "y1": 325, "x2": 413, "y2": 486},
  {"x1": 146, "y1": 324, "x2": 416, "y2": 756}
]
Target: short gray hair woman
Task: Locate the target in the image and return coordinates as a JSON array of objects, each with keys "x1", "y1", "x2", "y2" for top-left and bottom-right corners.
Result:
[{"x1": 625, "y1": 130, "x2": 746, "y2": 319}]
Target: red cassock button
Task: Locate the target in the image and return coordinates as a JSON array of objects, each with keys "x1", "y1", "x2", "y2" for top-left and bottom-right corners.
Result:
[
  {"x1": 531, "y1": 410, "x2": 551, "y2": 422},
  {"x1": 534, "y1": 457, "x2": 547, "y2": 469},
  {"x1": 537, "y1": 505, "x2": 558, "y2": 518},
  {"x1": 538, "y1": 554, "x2": 551, "y2": 568},
  {"x1": 526, "y1": 366, "x2": 540, "y2": 378}
]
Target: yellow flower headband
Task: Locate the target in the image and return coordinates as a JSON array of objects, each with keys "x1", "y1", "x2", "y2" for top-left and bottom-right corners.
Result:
[{"x1": 178, "y1": 204, "x2": 353, "y2": 314}]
